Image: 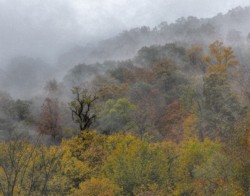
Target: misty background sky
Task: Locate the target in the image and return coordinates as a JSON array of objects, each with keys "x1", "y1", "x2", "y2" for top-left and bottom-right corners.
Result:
[{"x1": 0, "y1": 0, "x2": 249, "y2": 67}]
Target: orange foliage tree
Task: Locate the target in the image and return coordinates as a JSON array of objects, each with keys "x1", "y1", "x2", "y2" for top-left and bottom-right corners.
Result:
[{"x1": 38, "y1": 98, "x2": 61, "y2": 140}]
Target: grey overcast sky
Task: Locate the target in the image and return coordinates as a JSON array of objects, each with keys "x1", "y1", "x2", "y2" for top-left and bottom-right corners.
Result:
[{"x1": 0, "y1": 0, "x2": 249, "y2": 64}]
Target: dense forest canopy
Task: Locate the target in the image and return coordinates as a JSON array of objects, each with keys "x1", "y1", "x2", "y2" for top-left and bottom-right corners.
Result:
[{"x1": 0, "y1": 4, "x2": 249, "y2": 195}]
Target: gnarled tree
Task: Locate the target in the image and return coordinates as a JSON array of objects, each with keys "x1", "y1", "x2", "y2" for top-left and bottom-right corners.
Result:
[{"x1": 69, "y1": 87, "x2": 97, "y2": 132}]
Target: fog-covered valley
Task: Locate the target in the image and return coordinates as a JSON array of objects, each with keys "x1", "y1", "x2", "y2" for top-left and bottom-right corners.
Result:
[{"x1": 0, "y1": 1, "x2": 249, "y2": 195}]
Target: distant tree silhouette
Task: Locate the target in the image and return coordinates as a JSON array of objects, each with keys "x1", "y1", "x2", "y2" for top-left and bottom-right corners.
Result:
[{"x1": 69, "y1": 87, "x2": 97, "y2": 132}]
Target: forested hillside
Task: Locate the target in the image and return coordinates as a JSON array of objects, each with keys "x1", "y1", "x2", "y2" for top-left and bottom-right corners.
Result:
[
  {"x1": 59, "y1": 6, "x2": 250, "y2": 66},
  {"x1": 0, "y1": 5, "x2": 249, "y2": 196}
]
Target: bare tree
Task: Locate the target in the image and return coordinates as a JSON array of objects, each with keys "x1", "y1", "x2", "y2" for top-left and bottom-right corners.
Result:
[{"x1": 69, "y1": 87, "x2": 97, "y2": 132}]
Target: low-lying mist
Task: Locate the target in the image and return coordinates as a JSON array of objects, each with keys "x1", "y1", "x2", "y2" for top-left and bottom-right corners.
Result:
[
  {"x1": 0, "y1": 1, "x2": 249, "y2": 142},
  {"x1": 0, "y1": 2, "x2": 249, "y2": 195}
]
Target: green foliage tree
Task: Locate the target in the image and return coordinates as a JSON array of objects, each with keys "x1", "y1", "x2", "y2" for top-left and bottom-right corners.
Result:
[
  {"x1": 12, "y1": 100, "x2": 32, "y2": 122},
  {"x1": 103, "y1": 135, "x2": 176, "y2": 195},
  {"x1": 96, "y1": 98, "x2": 136, "y2": 134},
  {"x1": 175, "y1": 139, "x2": 220, "y2": 195},
  {"x1": 0, "y1": 92, "x2": 33, "y2": 133},
  {"x1": 203, "y1": 72, "x2": 242, "y2": 139},
  {"x1": 226, "y1": 111, "x2": 250, "y2": 194},
  {"x1": 194, "y1": 41, "x2": 244, "y2": 140},
  {"x1": 153, "y1": 60, "x2": 186, "y2": 104}
]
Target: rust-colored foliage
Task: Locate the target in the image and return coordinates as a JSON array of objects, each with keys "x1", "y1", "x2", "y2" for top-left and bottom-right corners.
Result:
[
  {"x1": 152, "y1": 60, "x2": 177, "y2": 79},
  {"x1": 96, "y1": 83, "x2": 128, "y2": 100},
  {"x1": 38, "y1": 98, "x2": 61, "y2": 140},
  {"x1": 158, "y1": 100, "x2": 188, "y2": 142},
  {"x1": 133, "y1": 67, "x2": 155, "y2": 83}
]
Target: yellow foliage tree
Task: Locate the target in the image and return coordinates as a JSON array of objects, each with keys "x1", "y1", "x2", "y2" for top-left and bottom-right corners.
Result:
[
  {"x1": 73, "y1": 177, "x2": 122, "y2": 196},
  {"x1": 204, "y1": 40, "x2": 239, "y2": 74},
  {"x1": 103, "y1": 134, "x2": 176, "y2": 195},
  {"x1": 183, "y1": 114, "x2": 199, "y2": 140},
  {"x1": 0, "y1": 139, "x2": 65, "y2": 195},
  {"x1": 60, "y1": 131, "x2": 109, "y2": 192},
  {"x1": 174, "y1": 139, "x2": 220, "y2": 195}
]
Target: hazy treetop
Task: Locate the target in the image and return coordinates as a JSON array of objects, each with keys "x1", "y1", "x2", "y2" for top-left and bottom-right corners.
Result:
[{"x1": 0, "y1": 0, "x2": 249, "y2": 65}]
